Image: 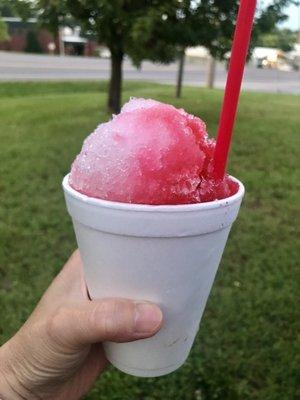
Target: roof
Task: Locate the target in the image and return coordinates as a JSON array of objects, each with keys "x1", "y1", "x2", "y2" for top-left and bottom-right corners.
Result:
[
  {"x1": 63, "y1": 35, "x2": 87, "y2": 44},
  {"x1": 185, "y1": 46, "x2": 209, "y2": 58},
  {"x1": 2, "y1": 17, "x2": 37, "y2": 23}
]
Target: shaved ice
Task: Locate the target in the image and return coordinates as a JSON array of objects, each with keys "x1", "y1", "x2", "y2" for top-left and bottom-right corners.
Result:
[{"x1": 69, "y1": 98, "x2": 238, "y2": 204}]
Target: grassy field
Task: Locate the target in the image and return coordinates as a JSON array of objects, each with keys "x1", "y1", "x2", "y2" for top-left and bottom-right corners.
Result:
[{"x1": 0, "y1": 81, "x2": 299, "y2": 400}]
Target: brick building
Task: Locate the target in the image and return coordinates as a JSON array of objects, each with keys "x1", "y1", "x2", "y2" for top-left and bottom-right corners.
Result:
[{"x1": 0, "y1": 17, "x2": 97, "y2": 56}]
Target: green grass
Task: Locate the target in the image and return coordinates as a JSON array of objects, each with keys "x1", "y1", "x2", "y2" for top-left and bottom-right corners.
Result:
[{"x1": 0, "y1": 81, "x2": 299, "y2": 400}]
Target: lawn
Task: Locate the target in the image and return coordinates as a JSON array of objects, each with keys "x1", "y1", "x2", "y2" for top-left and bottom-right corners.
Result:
[{"x1": 0, "y1": 81, "x2": 299, "y2": 400}]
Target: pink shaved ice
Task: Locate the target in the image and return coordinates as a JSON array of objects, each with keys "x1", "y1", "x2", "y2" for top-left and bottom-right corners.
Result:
[{"x1": 69, "y1": 98, "x2": 238, "y2": 205}]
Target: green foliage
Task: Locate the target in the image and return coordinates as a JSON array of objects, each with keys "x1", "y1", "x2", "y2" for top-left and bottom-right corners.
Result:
[
  {"x1": 256, "y1": 0, "x2": 298, "y2": 33},
  {"x1": 176, "y1": 0, "x2": 239, "y2": 59},
  {"x1": 0, "y1": 81, "x2": 299, "y2": 400},
  {"x1": 61, "y1": 0, "x2": 238, "y2": 62},
  {"x1": 0, "y1": 0, "x2": 14, "y2": 16},
  {"x1": 0, "y1": 0, "x2": 35, "y2": 19},
  {"x1": 66, "y1": 0, "x2": 181, "y2": 63},
  {"x1": 256, "y1": 27, "x2": 298, "y2": 52},
  {"x1": 37, "y1": 0, "x2": 74, "y2": 37},
  {"x1": 0, "y1": 16, "x2": 9, "y2": 41},
  {"x1": 1, "y1": 0, "x2": 297, "y2": 60},
  {"x1": 34, "y1": 1, "x2": 298, "y2": 111},
  {"x1": 62, "y1": 0, "x2": 297, "y2": 62},
  {"x1": 125, "y1": 4, "x2": 180, "y2": 66},
  {"x1": 183, "y1": 0, "x2": 298, "y2": 59},
  {"x1": 253, "y1": 0, "x2": 299, "y2": 48}
]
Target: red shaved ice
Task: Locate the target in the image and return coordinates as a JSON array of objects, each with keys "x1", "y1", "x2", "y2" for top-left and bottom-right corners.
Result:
[{"x1": 69, "y1": 98, "x2": 238, "y2": 204}]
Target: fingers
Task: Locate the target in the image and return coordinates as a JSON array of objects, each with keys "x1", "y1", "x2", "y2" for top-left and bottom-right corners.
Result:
[{"x1": 48, "y1": 298, "x2": 163, "y2": 348}]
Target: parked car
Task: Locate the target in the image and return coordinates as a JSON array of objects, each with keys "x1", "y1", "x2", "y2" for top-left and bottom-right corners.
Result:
[{"x1": 256, "y1": 55, "x2": 298, "y2": 71}]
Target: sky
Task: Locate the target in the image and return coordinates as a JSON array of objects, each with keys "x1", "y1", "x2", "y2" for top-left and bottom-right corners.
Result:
[
  {"x1": 280, "y1": 3, "x2": 300, "y2": 30},
  {"x1": 259, "y1": 0, "x2": 300, "y2": 30}
]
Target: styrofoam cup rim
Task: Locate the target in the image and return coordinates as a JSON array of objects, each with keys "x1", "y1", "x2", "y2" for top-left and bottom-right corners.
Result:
[{"x1": 62, "y1": 173, "x2": 244, "y2": 213}]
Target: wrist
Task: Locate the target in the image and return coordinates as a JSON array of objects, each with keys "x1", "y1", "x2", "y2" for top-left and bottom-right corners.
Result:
[
  {"x1": 0, "y1": 340, "x2": 32, "y2": 400},
  {"x1": 0, "y1": 374, "x2": 21, "y2": 400}
]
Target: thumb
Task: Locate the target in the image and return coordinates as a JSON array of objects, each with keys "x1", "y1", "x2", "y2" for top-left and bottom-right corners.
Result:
[{"x1": 48, "y1": 298, "x2": 163, "y2": 347}]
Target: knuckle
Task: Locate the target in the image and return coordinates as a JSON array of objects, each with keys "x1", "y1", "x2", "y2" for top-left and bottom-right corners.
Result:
[
  {"x1": 103, "y1": 302, "x2": 120, "y2": 338},
  {"x1": 91, "y1": 299, "x2": 134, "y2": 340},
  {"x1": 45, "y1": 306, "x2": 69, "y2": 342}
]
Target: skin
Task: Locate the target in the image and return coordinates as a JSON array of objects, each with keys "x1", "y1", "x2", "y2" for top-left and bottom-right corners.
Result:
[{"x1": 0, "y1": 250, "x2": 163, "y2": 400}]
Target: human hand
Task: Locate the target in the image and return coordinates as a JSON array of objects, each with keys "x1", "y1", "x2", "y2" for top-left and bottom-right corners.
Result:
[{"x1": 0, "y1": 250, "x2": 162, "y2": 400}]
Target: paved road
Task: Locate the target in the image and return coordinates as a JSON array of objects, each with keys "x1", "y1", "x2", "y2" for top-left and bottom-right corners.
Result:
[{"x1": 1, "y1": 51, "x2": 299, "y2": 94}]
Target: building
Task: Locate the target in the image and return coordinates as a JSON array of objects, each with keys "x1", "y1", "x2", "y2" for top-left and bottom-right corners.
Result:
[
  {"x1": 0, "y1": 17, "x2": 97, "y2": 56},
  {"x1": 0, "y1": 17, "x2": 53, "y2": 53}
]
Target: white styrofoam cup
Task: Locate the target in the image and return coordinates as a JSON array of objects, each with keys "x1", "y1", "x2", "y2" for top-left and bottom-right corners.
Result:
[{"x1": 62, "y1": 174, "x2": 244, "y2": 377}]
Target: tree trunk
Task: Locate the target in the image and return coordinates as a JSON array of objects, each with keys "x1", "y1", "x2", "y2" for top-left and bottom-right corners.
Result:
[
  {"x1": 176, "y1": 49, "x2": 185, "y2": 98},
  {"x1": 107, "y1": 52, "x2": 123, "y2": 114},
  {"x1": 58, "y1": 26, "x2": 65, "y2": 56},
  {"x1": 206, "y1": 56, "x2": 216, "y2": 89}
]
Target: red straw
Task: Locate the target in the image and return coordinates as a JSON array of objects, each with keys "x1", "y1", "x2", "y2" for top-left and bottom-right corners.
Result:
[{"x1": 213, "y1": 0, "x2": 257, "y2": 180}]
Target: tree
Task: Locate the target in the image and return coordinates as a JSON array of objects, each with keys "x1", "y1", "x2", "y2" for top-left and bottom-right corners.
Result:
[
  {"x1": 0, "y1": 0, "x2": 15, "y2": 16},
  {"x1": 0, "y1": 16, "x2": 9, "y2": 41},
  {"x1": 35, "y1": 0, "x2": 298, "y2": 109},
  {"x1": 256, "y1": 28, "x2": 298, "y2": 52},
  {"x1": 36, "y1": 0, "x2": 76, "y2": 56},
  {"x1": 253, "y1": 0, "x2": 299, "y2": 46},
  {"x1": 36, "y1": 0, "x2": 69, "y2": 37},
  {"x1": 0, "y1": 0, "x2": 35, "y2": 19},
  {"x1": 173, "y1": 0, "x2": 239, "y2": 96},
  {"x1": 174, "y1": 0, "x2": 298, "y2": 95},
  {"x1": 64, "y1": 0, "x2": 184, "y2": 113}
]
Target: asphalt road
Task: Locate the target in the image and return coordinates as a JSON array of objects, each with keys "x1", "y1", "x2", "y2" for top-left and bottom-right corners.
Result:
[{"x1": 1, "y1": 51, "x2": 299, "y2": 94}]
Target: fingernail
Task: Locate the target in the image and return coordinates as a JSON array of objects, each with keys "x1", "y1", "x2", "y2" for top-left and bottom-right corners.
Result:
[{"x1": 134, "y1": 302, "x2": 162, "y2": 334}]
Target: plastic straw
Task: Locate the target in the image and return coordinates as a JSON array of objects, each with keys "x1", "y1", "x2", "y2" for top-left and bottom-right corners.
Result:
[{"x1": 213, "y1": 0, "x2": 257, "y2": 180}]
